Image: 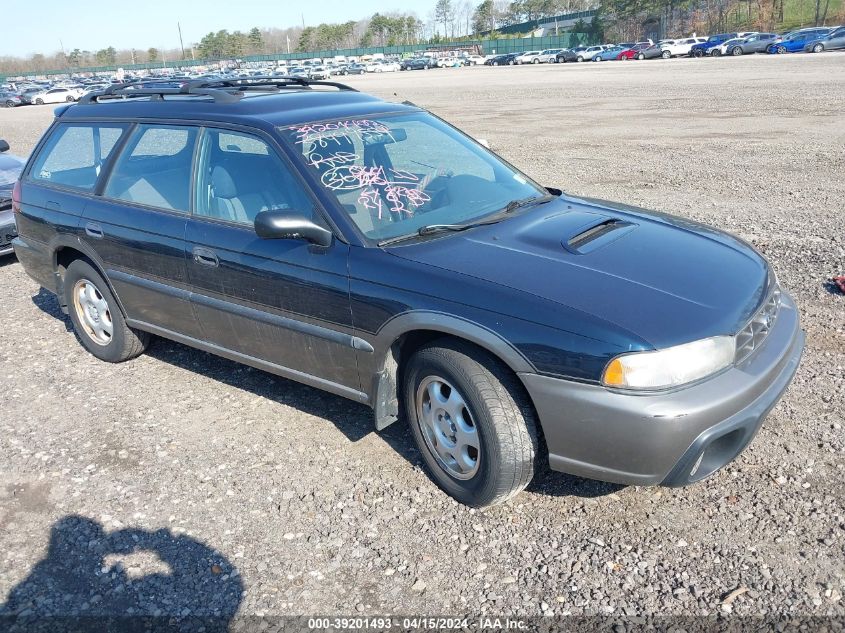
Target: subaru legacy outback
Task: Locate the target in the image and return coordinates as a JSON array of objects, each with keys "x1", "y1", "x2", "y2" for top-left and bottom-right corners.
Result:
[{"x1": 12, "y1": 77, "x2": 804, "y2": 507}]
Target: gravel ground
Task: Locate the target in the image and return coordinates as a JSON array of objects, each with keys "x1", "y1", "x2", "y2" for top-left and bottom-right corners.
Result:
[{"x1": 0, "y1": 53, "x2": 843, "y2": 623}]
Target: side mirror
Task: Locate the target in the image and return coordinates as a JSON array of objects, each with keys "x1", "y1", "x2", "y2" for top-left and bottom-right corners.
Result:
[
  {"x1": 254, "y1": 210, "x2": 333, "y2": 247},
  {"x1": 0, "y1": 140, "x2": 9, "y2": 153}
]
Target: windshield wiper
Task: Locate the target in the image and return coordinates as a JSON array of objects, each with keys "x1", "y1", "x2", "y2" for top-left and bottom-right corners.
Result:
[
  {"x1": 378, "y1": 219, "x2": 500, "y2": 247},
  {"x1": 503, "y1": 194, "x2": 554, "y2": 214}
]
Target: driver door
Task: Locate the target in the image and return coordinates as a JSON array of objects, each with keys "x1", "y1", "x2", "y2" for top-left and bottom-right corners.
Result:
[{"x1": 184, "y1": 127, "x2": 359, "y2": 393}]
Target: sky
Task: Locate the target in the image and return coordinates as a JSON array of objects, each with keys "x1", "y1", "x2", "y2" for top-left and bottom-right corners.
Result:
[{"x1": 3, "y1": 0, "x2": 438, "y2": 57}]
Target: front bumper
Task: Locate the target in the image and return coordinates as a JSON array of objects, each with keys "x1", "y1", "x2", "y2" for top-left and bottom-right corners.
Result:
[{"x1": 520, "y1": 291, "x2": 804, "y2": 487}]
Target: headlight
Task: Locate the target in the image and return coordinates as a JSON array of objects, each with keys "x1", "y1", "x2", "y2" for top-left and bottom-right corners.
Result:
[{"x1": 602, "y1": 335, "x2": 735, "y2": 390}]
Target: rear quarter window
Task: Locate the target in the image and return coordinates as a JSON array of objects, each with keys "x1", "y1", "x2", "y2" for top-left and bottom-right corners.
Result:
[{"x1": 29, "y1": 124, "x2": 126, "y2": 192}]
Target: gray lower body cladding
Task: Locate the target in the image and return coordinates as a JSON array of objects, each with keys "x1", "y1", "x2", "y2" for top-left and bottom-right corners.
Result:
[{"x1": 520, "y1": 291, "x2": 804, "y2": 486}]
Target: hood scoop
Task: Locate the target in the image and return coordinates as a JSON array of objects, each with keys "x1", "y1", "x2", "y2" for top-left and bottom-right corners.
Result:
[{"x1": 560, "y1": 212, "x2": 635, "y2": 254}]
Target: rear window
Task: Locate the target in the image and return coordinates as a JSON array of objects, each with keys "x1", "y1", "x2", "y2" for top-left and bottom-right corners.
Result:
[{"x1": 29, "y1": 123, "x2": 126, "y2": 192}]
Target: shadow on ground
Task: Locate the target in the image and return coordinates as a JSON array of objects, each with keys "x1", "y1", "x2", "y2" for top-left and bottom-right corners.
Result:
[
  {"x1": 30, "y1": 288, "x2": 622, "y2": 501},
  {"x1": 0, "y1": 515, "x2": 242, "y2": 632}
]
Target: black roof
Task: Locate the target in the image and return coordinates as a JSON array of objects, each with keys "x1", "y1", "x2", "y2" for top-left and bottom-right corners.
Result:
[{"x1": 60, "y1": 78, "x2": 419, "y2": 128}]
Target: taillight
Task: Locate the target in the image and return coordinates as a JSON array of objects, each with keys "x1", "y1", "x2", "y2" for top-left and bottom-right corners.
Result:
[{"x1": 12, "y1": 179, "x2": 21, "y2": 214}]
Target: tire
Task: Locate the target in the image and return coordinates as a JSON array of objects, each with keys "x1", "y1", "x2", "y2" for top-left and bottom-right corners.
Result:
[
  {"x1": 710, "y1": 48, "x2": 721, "y2": 56},
  {"x1": 64, "y1": 259, "x2": 149, "y2": 363},
  {"x1": 35, "y1": 98, "x2": 44, "y2": 105},
  {"x1": 4, "y1": 100, "x2": 14, "y2": 108},
  {"x1": 577, "y1": 56, "x2": 584, "y2": 62},
  {"x1": 813, "y1": 43, "x2": 823, "y2": 53},
  {"x1": 732, "y1": 47, "x2": 743, "y2": 55},
  {"x1": 66, "y1": 95, "x2": 75, "y2": 102},
  {"x1": 662, "y1": 50, "x2": 671, "y2": 59},
  {"x1": 404, "y1": 340, "x2": 539, "y2": 507},
  {"x1": 492, "y1": 61, "x2": 498, "y2": 66},
  {"x1": 508, "y1": 60, "x2": 515, "y2": 65},
  {"x1": 637, "y1": 53, "x2": 645, "y2": 60},
  {"x1": 693, "y1": 49, "x2": 705, "y2": 58},
  {"x1": 777, "y1": 45, "x2": 786, "y2": 54},
  {"x1": 532, "y1": 58, "x2": 539, "y2": 64},
  {"x1": 594, "y1": 56, "x2": 602, "y2": 61}
]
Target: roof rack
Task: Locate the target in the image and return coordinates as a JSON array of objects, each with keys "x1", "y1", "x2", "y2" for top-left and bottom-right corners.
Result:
[{"x1": 78, "y1": 75, "x2": 357, "y2": 105}]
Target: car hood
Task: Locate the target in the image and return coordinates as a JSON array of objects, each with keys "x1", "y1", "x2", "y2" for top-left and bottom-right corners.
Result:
[{"x1": 388, "y1": 195, "x2": 771, "y2": 349}]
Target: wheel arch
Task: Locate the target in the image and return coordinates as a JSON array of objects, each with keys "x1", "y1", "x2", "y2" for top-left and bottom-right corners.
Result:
[
  {"x1": 50, "y1": 238, "x2": 127, "y2": 317},
  {"x1": 367, "y1": 312, "x2": 536, "y2": 431}
]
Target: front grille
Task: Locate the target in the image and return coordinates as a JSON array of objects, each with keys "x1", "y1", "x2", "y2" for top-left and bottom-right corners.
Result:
[{"x1": 735, "y1": 286, "x2": 781, "y2": 363}]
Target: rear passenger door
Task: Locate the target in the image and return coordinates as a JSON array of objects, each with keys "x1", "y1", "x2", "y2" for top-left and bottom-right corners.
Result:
[
  {"x1": 184, "y1": 127, "x2": 359, "y2": 392},
  {"x1": 83, "y1": 123, "x2": 203, "y2": 339}
]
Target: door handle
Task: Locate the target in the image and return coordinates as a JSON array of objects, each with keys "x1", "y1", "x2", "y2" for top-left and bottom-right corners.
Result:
[
  {"x1": 84, "y1": 222, "x2": 103, "y2": 239},
  {"x1": 192, "y1": 246, "x2": 219, "y2": 268}
]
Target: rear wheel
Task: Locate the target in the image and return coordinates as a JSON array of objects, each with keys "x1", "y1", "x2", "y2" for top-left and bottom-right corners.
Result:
[
  {"x1": 662, "y1": 50, "x2": 671, "y2": 59},
  {"x1": 637, "y1": 53, "x2": 645, "y2": 60},
  {"x1": 710, "y1": 48, "x2": 722, "y2": 56},
  {"x1": 4, "y1": 100, "x2": 14, "y2": 108},
  {"x1": 64, "y1": 260, "x2": 149, "y2": 363},
  {"x1": 65, "y1": 95, "x2": 75, "y2": 102},
  {"x1": 813, "y1": 43, "x2": 824, "y2": 53},
  {"x1": 594, "y1": 56, "x2": 602, "y2": 61},
  {"x1": 732, "y1": 47, "x2": 743, "y2": 55},
  {"x1": 577, "y1": 55, "x2": 584, "y2": 62},
  {"x1": 35, "y1": 98, "x2": 44, "y2": 105},
  {"x1": 404, "y1": 340, "x2": 539, "y2": 507},
  {"x1": 532, "y1": 58, "x2": 539, "y2": 64},
  {"x1": 777, "y1": 45, "x2": 787, "y2": 54}
]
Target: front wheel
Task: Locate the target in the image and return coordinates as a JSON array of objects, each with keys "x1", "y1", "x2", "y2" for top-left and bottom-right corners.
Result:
[
  {"x1": 35, "y1": 98, "x2": 44, "y2": 105},
  {"x1": 777, "y1": 45, "x2": 787, "y2": 54},
  {"x1": 66, "y1": 95, "x2": 75, "y2": 102},
  {"x1": 637, "y1": 53, "x2": 645, "y2": 60},
  {"x1": 577, "y1": 56, "x2": 584, "y2": 62},
  {"x1": 532, "y1": 58, "x2": 539, "y2": 64},
  {"x1": 732, "y1": 47, "x2": 743, "y2": 55},
  {"x1": 813, "y1": 43, "x2": 823, "y2": 53},
  {"x1": 662, "y1": 50, "x2": 671, "y2": 59},
  {"x1": 693, "y1": 49, "x2": 705, "y2": 57},
  {"x1": 4, "y1": 100, "x2": 14, "y2": 108},
  {"x1": 404, "y1": 341, "x2": 539, "y2": 507},
  {"x1": 594, "y1": 56, "x2": 602, "y2": 61},
  {"x1": 64, "y1": 259, "x2": 149, "y2": 362}
]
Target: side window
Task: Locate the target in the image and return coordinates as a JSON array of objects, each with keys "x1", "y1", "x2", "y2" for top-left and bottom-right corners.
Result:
[
  {"x1": 104, "y1": 124, "x2": 198, "y2": 212},
  {"x1": 195, "y1": 128, "x2": 314, "y2": 226},
  {"x1": 29, "y1": 123, "x2": 126, "y2": 192}
]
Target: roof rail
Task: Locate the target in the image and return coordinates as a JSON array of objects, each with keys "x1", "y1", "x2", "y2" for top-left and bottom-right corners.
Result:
[
  {"x1": 184, "y1": 75, "x2": 359, "y2": 92},
  {"x1": 78, "y1": 75, "x2": 357, "y2": 105}
]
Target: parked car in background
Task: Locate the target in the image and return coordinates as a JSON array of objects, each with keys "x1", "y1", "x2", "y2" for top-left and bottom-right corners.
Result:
[
  {"x1": 805, "y1": 26, "x2": 845, "y2": 52},
  {"x1": 714, "y1": 38, "x2": 748, "y2": 56},
  {"x1": 23, "y1": 86, "x2": 84, "y2": 105},
  {"x1": 0, "y1": 139, "x2": 24, "y2": 256},
  {"x1": 536, "y1": 49, "x2": 563, "y2": 63},
  {"x1": 309, "y1": 66, "x2": 331, "y2": 80},
  {"x1": 726, "y1": 33, "x2": 780, "y2": 54},
  {"x1": 555, "y1": 49, "x2": 580, "y2": 63},
  {"x1": 618, "y1": 42, "x2": 652, "y2": 59},
  {"x1": 690, "y1": 33, "x2": 740, "y2": 56},
  {"x1": 768, "y1": 29, "x2": 831, "y2": 53},
  {"x1": 629, "y1": 43, "x2": 667, "y2": 59},
  {"x1": 461, "y1": 54, "x2": 485, "y2": 65},
  {"x1": 515, "y1": 50, "x2": 543, "y2": 64},
  {"x1": 594, "y1": 46, "x2": 627, "y2": 61},
  {"x1": 401, "y1": 58, "x2": 434, "y2": 70},
  {"x1": 288, "y1": 67, "x2": 310, "y2": 78},
  {"x1": 435, "y1": 57, "x2": 462, "y2": 68},
  {"x1": 660, "y1": 37, "x2": 708, "y2": 57},
  {"x1": 485, "y1": 53, "x2": 519, "y2": 65},
  {"x1": 576, "y1": 45, "x2": 605, "y2": 61},
  {"x1": 345, "y1": 63, "x2": 367, "y2": 75},
  {"x1": 0, "y1": 91, "x2": 24, "y2": 107}
]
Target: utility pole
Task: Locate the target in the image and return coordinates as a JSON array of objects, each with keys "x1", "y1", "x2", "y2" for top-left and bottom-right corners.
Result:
[
  {"x1": 301, "y1": 13, "x2": 306, "y2": 29},
  {"x1": 178, "y1": 22, "x2": 186, "y2": 59}
]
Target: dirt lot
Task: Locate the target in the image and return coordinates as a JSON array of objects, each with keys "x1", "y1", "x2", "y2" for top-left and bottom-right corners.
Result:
[{"x1": 0, "y1": 54, "x2": 843, "y2": 623}]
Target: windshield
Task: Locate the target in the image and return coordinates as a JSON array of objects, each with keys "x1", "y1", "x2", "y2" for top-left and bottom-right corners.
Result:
[{"x1": 279, "y1": 112, "x2": 545, "y2": 242}]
